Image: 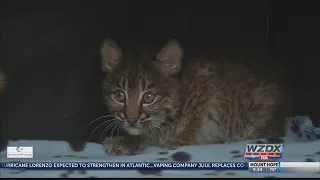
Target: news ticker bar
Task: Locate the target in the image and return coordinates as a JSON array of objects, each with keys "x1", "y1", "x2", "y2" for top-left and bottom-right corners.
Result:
[
  {"x1": 0, "y1": 162, "x2": 247, "y2": 170},
  {"x1": 1, "y1": 162, "x2": 319, "y2": 173}
]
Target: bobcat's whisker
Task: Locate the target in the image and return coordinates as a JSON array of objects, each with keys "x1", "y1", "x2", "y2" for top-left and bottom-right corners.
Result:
[
  {"x1": 148, "y1": 124, "x2": 158, "y2": 146},
  {"x1": 106, "y1": 121, "x2": 121, "y2": 141},
  {"x1": 89, "y1": 119, "x2": 116, "y2": 140},
  {"x1": 85, "y1": 115, "x2": 115, "y2": 129},
  {"x1": 162, "y1": 120, "x2": 174, "y2": 130},
  {"x1": 151, "y1": 126, "x2": 159, "y2": 146},
  {"x1": 142, "y1": 127, "x2": 149, "y2": 147},
  {"x1": 159, "y1": 124, "x2": 170, "y2": 133},
  {"x1": 150, "y1": 121, "x2": 169, "y2": 134},
  {"x1": 116, "y1": 122, "x2": 122, "y2": 138},
  {"x1": 109, "y1": 122, "x2": 121, "y2": 141},
  {"x1": 99, "y1": 120, "x2": 118, "y2": 142}
]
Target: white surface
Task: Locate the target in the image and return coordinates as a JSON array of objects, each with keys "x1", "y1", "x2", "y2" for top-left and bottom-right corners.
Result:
[{"x1": 0, "y1": 117, "x2": 319, "y2": 178}]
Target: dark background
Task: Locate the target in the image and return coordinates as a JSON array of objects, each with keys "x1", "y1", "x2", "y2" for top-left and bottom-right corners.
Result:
[{"x1": 0, "y1": 0, "x2": 319, "y2": 151}]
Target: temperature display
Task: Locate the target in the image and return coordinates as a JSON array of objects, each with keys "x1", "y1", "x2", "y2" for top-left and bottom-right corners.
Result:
[{"x1": 266, "y1": 167, "x2": 279, "y2": 173}]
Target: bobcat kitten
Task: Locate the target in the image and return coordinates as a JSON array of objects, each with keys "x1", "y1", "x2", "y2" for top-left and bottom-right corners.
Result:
[{"x1": 100, "y1": 38, "x2": 285, "y2": 155}]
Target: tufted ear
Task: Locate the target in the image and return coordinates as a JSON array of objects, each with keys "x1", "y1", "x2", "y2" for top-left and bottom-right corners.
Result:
[
  {"x1": 100, "y1": 38, "x2": 123, "y2": 73},
  {"x1": 155, "y1": 39, "x2": 184, "y2": 77}
]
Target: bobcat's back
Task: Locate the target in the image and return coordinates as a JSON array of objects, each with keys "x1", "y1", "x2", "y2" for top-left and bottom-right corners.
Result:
[{"x1": 179, "y1": 58, "x2": 285, "y2": 144}]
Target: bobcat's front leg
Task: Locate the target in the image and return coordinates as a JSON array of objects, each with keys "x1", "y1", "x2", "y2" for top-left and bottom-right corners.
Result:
[{"x1": 160, "y1": 134, "x2": 198, "y2": 149}]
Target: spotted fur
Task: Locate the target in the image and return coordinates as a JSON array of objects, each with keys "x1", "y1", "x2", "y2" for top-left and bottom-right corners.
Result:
[{"x1": 100, "y1": 38, "x2": 287, "y2": 155}]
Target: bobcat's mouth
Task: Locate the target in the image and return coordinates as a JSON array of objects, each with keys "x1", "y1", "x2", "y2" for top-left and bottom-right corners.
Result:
[
  {"x1": 122, "y1": 121, "x2": 144, "y2": 135},
  {"x1": 125, "y1": 127, "x2": 143, "y2": 135}
]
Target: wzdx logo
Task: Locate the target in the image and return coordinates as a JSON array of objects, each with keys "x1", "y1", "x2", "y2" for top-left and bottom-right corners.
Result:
[{"x1": 244, "y1": 144, "x2": 283, "y2": 160}]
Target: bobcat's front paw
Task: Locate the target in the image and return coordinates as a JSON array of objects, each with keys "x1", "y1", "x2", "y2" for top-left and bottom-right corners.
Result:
[
  {"x1": 161, "y1": 139, "x2": 182, "y2": 149},
  {"x1": 161, "y1": 136, "x2": 196, "y2": 149},
  {"x1": 103, "y1": 137, "x2": 143, "y2": 155}
]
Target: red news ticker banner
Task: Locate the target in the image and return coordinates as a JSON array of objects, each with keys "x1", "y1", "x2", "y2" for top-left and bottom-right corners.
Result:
[{"x1": 245, "y1": 152, "x2": 282, "y2": 156}]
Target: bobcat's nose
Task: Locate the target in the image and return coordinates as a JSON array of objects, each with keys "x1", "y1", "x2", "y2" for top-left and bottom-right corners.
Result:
[{"x1": 126, "y1": 117, "x2": 139, "y2": 125}]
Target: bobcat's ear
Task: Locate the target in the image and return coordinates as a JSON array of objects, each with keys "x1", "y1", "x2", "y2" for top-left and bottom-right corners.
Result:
[
  {"x1": 155, "y1": 39, "x2": 183, "y2": 77},
  {"x1": 100, "y1": 38, "x2": 123, "y2": 73}
]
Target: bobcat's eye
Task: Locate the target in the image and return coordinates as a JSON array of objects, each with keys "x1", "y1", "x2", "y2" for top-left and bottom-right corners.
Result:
[
  {"x1": 113, "y1": 90, "x2": 126, "y2": 103},
  {"x1": 142, "y1": 92, "x2": 155, "y2": 104}
]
